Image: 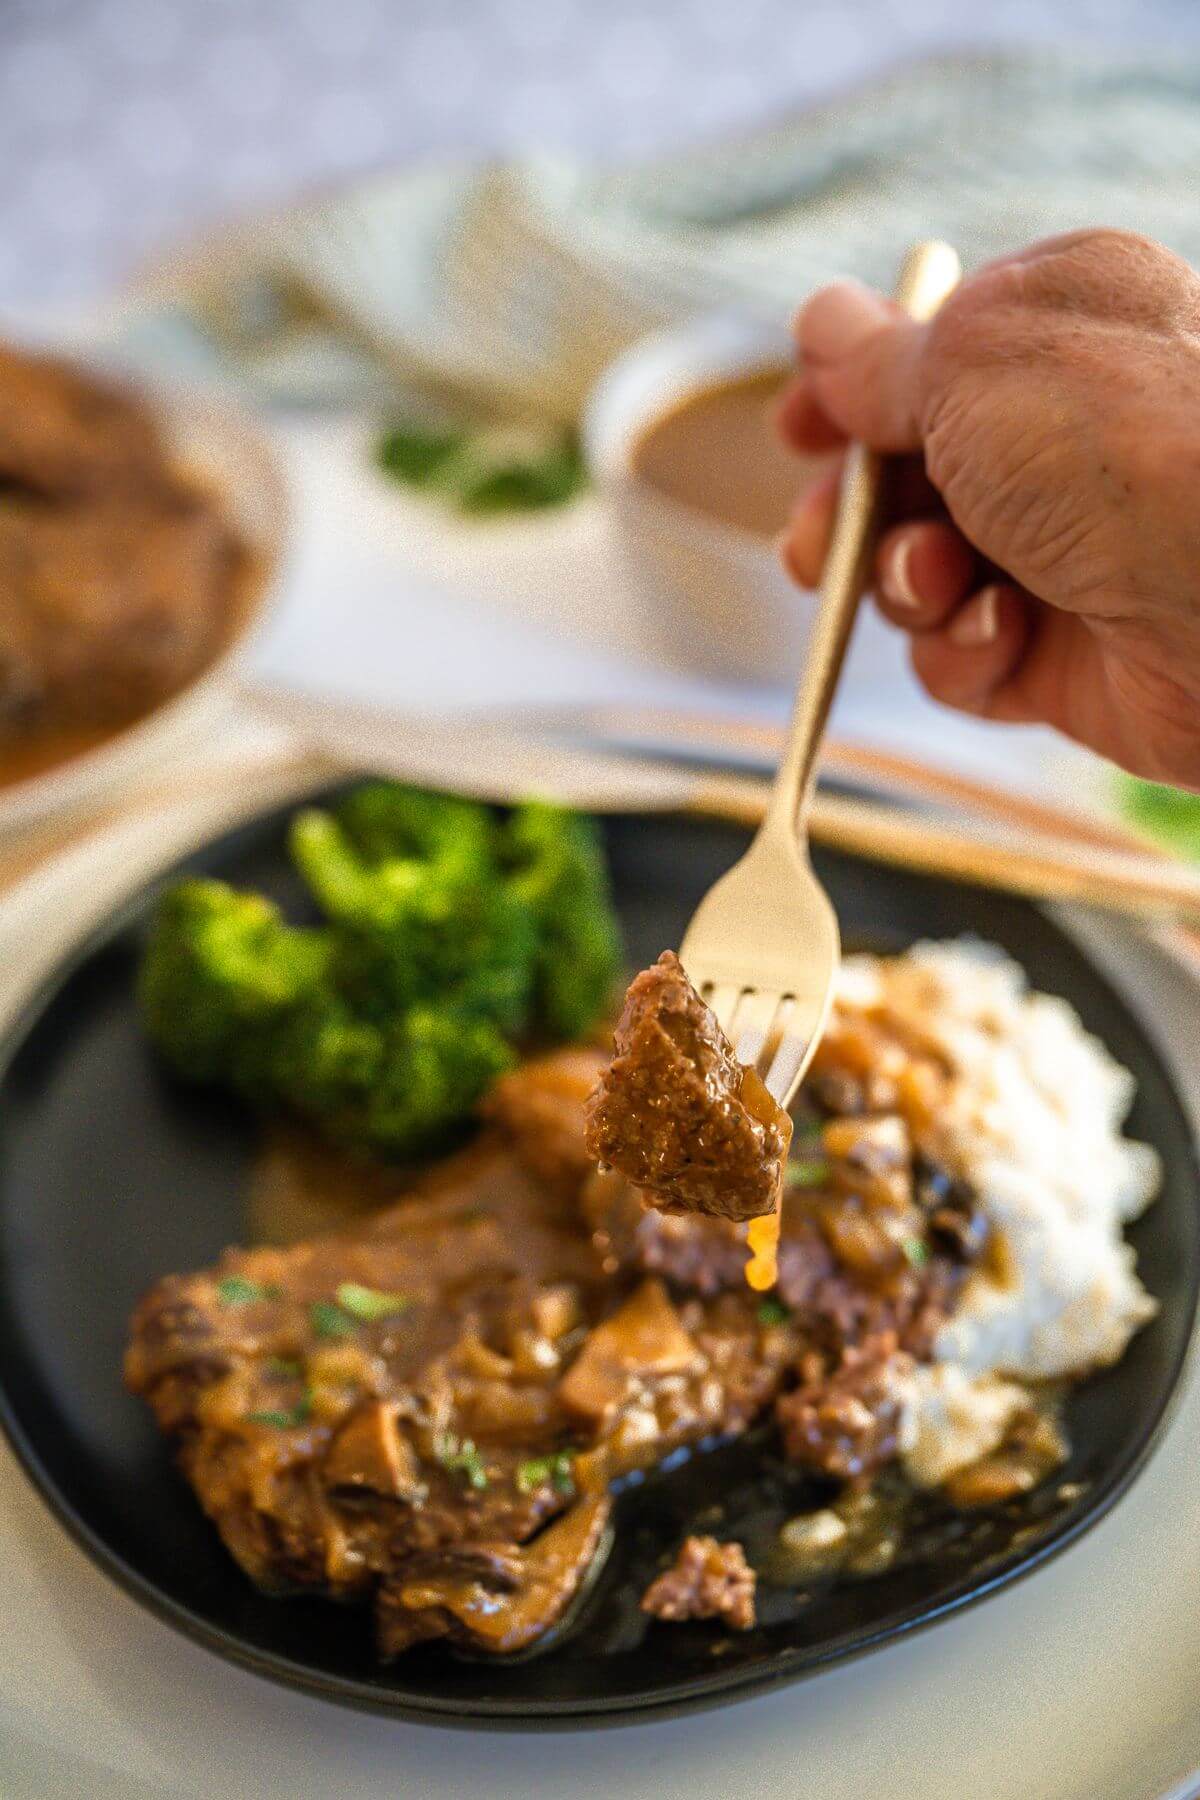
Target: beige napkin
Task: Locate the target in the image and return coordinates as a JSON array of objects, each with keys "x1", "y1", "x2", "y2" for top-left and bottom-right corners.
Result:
[{"x1": 126, "y1": 49, "x2": 1200, "y2": 423}]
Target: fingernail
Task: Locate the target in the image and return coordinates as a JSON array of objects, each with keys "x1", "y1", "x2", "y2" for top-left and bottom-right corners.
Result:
[
  {"x1": 879, "y1": 533, "x2": 922, "y2": 612},
  {"x1": 949, "y1": 586, "x2": 1001, "y2": 648},
  {"x1": 801, "y1": 280, "x2": 891, "y2": 364}
]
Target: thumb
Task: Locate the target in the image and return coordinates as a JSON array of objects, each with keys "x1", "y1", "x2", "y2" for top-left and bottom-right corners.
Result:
[{"x1": 795, "y1": 281, "x2": 927, "y2": 452}]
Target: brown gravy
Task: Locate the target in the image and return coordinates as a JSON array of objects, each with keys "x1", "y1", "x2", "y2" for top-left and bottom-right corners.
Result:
[{"x1": 630, "y1": 366, "x2": 826, "y2": 539}]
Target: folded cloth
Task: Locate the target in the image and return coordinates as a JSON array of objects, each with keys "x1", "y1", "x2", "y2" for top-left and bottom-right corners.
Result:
[{"x1": 122, "y1": 47, "x2": 1200, "y2": 418}]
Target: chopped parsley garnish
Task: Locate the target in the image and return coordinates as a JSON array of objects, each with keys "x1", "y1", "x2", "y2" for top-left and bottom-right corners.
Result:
[
  {"x1": 216, "y1": 1276, "x2": 278, "y2": 1307},
  {"x1": 376, "y1": 420, "x2": 587, "y2": 515},
  {"x1": 249, "y1": 1394, "x2": 312, "y2": 1429},
  {"x1": 335, "y1": 1282, "x2": 410, "y2": 1323},
  {"x1": 756, "y1": 1297, "x2": 790, "y2": 1327},
  {"x1": 434, "y1": 1432, "x2": 489, "y2": 1491},
  {"x1": 309, "y1": 1299, "x2": 356, "y2": 1340},
  {"x1": 456, "y1": 438, "x2": 586, "y2": 514},
  {"x1": 265, "y1": 1357, "x2": 303, "y2": 1379},
  {"x1": 516, "y1": 1450, "x2": 576, "y2": 1496},
  {"x1": 377, "y1": 423, "x2": 466, "y2": 486},
  {"x1": 785, "y1": 1158, "x2": 831, "y2": 1190},
  {"x1": 902, "y1": 1236, "x2": 930, "y2": 1268}
]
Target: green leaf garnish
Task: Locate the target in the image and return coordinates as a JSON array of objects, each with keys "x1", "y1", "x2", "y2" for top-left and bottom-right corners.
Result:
[
  {"x1": 756, "y1": 1297, "x2": 790, "y2": 1327},
  {"x1": 249, "y1": 1394, "x2": 312, "y2": 1429},
  {"x1": 456, "y1": 439, "x2": 586, "y2": 515},
  {"x1": 377, "y1": 420, "x2": 587, "y2": 515},
  {"x1": 265, "y1": 1357, "x2": 303, "y2": 1379},
  {"x1": 1118, "y1": 775, "x2": 1200, "y2": 860},
  {"x1": 217, "y1": 1275, "x2": 278, "y2": 1306},
  {"x1": 335, "y1": 1281, "x2": 410, "y2": 1323},
  {"x1": 309, "y1": 1299, "x2": 356, "y2": 1340},
  {"x1": 902, "y1": 1237, "x2": 930, "y2": 1268},
  {"x1": 785, "y1": 1158, "x2": 831, "y2": 1189},
  {"x1": 377, "y1": 423, "x2": 466, "y2": 487},
  {"x1": 434, "y1": 1432, "x2": 489, "y2": 1490},
  {"x1": 516, "y1": 1450, "x2": 576, "y2": 1496},
  {"x1": 794, "y1": 1119, "x2": 825, "y2": 1144}
]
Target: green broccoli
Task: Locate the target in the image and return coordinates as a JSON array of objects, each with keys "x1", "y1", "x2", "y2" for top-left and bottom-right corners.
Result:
[
  {"x1": 334, "y1": 782, "x2": 494, "y2": 877},
  {"x1": 271, "y1": 998, "x2": 514, "y2": 1159},
  {"x1": 138, "y1": 880, "x2": 332, "y2": 1092},
  {"x1": 352, "y1": 1006, "x2": 515, "y2": 1156},
  {"x1": 500, "y1": 802, "x2": 622, "y2": 1040},
  {"x1": 289, "y1": 808, "x2": 536, "y2": 1032},
  {"x1": 137, "y1": 787, "x2": 622, "y2": 1163},
  {"x1": 266, "y1": 989, "x2": 383, "y2": 1126}
]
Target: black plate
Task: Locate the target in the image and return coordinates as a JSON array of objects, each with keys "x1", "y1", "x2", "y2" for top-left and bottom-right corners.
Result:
[{"x1": 0, "y1": 799, "x2": 1197, "y2": 1728}]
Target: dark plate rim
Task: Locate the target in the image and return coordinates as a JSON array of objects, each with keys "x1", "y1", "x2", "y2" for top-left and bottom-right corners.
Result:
[{"x1": 0, "y1": 797, "x2": 1197, "y2": 1729}]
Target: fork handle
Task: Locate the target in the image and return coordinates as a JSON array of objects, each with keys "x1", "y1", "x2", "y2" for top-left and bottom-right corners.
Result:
[{"x1": 765, "y1": 239, "x2": 963, "y2": 841}]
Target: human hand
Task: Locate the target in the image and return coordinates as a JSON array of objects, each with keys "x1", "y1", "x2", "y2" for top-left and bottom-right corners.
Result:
[{"x1": 779, "y1": 229, "x2": 1200, "y2": 787}]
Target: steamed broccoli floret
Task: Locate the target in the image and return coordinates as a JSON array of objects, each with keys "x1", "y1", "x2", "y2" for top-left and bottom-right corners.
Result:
[
  {"x1": 138, "y1": 880, "x2": 332, "y2": 1091},
  {"x1": 335, "y1": 782, "x2": 494, "y2": 877},
  {"x1": 270, "y1": 998, "x2": 514, "y2": 1159},
  {"x1": 350, "y1": 1006, "x2": 515, "y2": 1156},
  {"x1": 267, "y1": 990, "x2": 382, "y2": 1125},
  {"x1": 289, "y1": 808, "x2": 536, "y2": 1032},
  {"x1": 501, "y1": 802, "x2": 622, "y2": 1040},
  {"x1": 138, "y1": 786, "x2": 622, "y2": 1164}
]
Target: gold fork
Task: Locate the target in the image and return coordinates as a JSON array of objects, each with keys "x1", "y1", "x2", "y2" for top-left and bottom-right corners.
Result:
[{"x1": 678, "y1": 239, "x2": 962, "y2": 1111}]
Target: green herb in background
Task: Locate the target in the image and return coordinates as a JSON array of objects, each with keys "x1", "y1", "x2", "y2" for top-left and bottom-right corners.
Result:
[
  {"x1": 310, "y1": 1299, "x2": 357, "y2": 1340},
  {"x1": 516, "y1": 1450, "x2": 576, "y2": 1496},
  {"x1": 456, "y1": 437, "x2": 587, "y2": 514},
  {"x1": 216, "y1": 1275, "x2": 278, "y2": 1307},
  {"x1": 377, "y1": 422, "x2": 467, "y2": 486},
  {"x1": 335, "y1": 1281, "x2": 410, "y2": 1322},
  {"x1": 902, "y1": 1237, "x2": 930, "y2": 1268},
  {"x1": 434, "y1": 1432, "x2": 489, "y2": 1491},
  {"x1": 375, "y1": 419, "x2": 587, "y2": 515},
  {"x1": 265, "y1": 1357, "x2": 303, "y2": 1379},
  {"x1": 785, "y1": 1157, "x2": 831, "y2": 1190},
  {"x1": 249, "y1": 1396, "x2": 312, "y2": 1430},
  {"x1": 1118, "y1": 775, "x2": 1200, "y2": 860},
  {"x1": 756, "y1": 1297, "x2": 790, "y2": 1327}
]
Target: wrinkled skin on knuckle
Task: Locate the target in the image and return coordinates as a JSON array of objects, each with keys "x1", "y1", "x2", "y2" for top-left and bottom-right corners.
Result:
[
  {"x1": 1011, "y1": 229, "x2": 1200, "y2": 331},
  {"x1": 1111, "y1": 422, "x2": 1200, "y2": 620},
  {"x1": 896, "y1": 230, "x2": 1200, "y2": 778},
  {"x1": 1104, "y1": 644, "x2": 1200, "y2": 788},
  {"x1": 917, "y1": 361, "x2": 1115, "y2": 600},
  {"x1": 915, "y1": 241, "x2": 1200, "y2": 612}
]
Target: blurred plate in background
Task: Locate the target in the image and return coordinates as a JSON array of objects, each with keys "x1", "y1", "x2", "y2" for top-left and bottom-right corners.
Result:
[{"x1": 0, "y1": 353, "x2": 289, "y2": 839}]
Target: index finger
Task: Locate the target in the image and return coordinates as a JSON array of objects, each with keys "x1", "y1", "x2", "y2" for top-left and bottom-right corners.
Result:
[{"x1": 775, "y1": 379, "x2": 847, "y2": 455}]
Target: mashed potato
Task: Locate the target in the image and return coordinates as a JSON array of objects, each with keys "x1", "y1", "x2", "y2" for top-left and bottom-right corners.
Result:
[{"x1": 836, "y1": 941, "x2": 1160, "y2": 1486}]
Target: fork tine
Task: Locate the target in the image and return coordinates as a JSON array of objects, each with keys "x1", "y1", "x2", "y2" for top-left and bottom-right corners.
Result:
[
  {"x1": 703, "y1": 983, "x2": 743, "y2": 1039},
  {"x1": 766, "y1": 1031, "x2": 810, "y2": 1108},
  {"x1": 727, "y1": 989, "x2": 785, "y2": 1072}
]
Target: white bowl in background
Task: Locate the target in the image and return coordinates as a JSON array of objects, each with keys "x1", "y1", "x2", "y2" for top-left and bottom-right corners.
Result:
[
  {"x1": 0, "y1": 359, "x2": 290, "y2": 836},
  {"x1": 582, "y1": 313, "x2": 904, "y2": 692}
]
